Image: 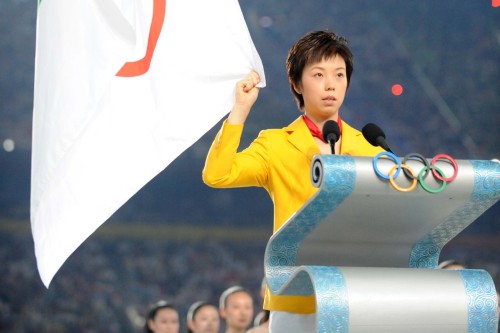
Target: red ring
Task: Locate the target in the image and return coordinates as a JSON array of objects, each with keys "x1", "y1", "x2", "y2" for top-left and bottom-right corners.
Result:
[{"x1": 430, "y1": 154, "x2": 458, "y2": 182}]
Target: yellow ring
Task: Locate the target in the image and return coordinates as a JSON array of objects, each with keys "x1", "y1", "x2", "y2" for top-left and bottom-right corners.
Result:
[{"x1": 388, "y1": 164, "x2": 417, "y2": 192}]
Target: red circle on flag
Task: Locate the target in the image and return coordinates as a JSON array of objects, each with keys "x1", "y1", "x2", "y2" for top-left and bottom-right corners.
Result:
[{"x1": 392, "y1": 84, "x2": 404, "y2": 96}]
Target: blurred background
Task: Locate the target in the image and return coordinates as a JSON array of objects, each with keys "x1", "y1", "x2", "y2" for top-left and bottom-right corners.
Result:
[{"x1": 0, "y1": 0, "x2": 499, "y2": 332}]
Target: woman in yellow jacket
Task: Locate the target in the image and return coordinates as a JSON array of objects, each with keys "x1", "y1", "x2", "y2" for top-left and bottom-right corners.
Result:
[{"x1": 203, "y1": 30, "x2": 383, "y2": 332}]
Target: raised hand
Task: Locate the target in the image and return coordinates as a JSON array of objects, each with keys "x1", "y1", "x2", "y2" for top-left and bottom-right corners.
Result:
[{"x1": 228, "y1": 71, "x2": 261, "y2": 124}]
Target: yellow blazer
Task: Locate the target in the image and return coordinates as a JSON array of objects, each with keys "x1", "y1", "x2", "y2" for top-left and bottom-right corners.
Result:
[{"x1": 203, "y1": 116, "x2": 384, "y2": 314}]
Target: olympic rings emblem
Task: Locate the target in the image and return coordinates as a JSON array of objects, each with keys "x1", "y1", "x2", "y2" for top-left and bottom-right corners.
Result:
[{"x1": 372, "y1": 152, "x2": 458, "y2": 193}]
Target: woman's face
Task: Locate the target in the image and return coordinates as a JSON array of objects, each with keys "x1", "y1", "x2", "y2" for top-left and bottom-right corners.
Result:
[
  {"x1": 188, "y1": 305, "x2": 220, "y2": 333},
  {"x1": 148, "y1": 307, "x2": 180, "y2": 333},
  {"x1": 295, "y1": 54, "x2": 348, "y2": 123},
  {"x1": 221, "y1": 291, "x2": 253, "y2": 331}
]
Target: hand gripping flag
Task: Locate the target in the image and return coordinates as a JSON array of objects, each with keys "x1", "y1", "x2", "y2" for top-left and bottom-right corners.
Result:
[{"x1": 32, "y1": 0, "x2": 265, "y2": 287}]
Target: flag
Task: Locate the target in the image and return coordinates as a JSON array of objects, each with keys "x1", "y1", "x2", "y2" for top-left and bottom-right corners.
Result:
[{"x1": 32, "y1": 0, "x2": 265, "y2": 288}]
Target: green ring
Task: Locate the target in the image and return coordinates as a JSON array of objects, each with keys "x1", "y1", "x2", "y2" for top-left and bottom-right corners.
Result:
[{"x1": 418, "y1": 165, "x2": 446, "y2": 193}]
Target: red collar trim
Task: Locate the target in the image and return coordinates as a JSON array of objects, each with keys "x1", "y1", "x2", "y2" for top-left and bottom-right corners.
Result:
[{"x1": 302, "y1": 115, "x2": 342, "y2": 143}]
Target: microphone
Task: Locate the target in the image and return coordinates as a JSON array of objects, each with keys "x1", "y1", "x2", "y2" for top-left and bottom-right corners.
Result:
[
  {"x1": 362, "y1": 123, "x2": 394, "y2": 154},
  {"x1": 322, "y1": 120, "x2": 340, "y2": 154}
]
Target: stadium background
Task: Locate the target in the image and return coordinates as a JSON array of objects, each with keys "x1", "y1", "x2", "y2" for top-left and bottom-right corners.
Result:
[{"x1": 0, "y1": 1, "x2": 499, "y2": 332}]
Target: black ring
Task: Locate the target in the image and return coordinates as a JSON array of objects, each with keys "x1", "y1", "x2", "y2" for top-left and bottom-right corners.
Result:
[{"x1": 402, "y1": 153, "x2": 429, "y2": 180}]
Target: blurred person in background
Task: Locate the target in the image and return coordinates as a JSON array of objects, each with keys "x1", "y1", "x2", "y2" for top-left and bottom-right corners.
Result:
[
  {"x1": 438, "y1": 259, "x2": 466, "y2": 270},
  {"x1": 186, "y1": 301, "x2": 220, "y2": 333},
  {"x1": 497, "y1": 292, "x2": 500, "y2": 331},
  {"x1": 145, "y1": 300, "x2": 180, "y2": 333},
  {"x1": 219, "y1": 286, "x2": 254, "y2": 333}
]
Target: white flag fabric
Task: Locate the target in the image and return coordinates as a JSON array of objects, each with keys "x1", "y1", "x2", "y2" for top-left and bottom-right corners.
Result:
[{"x1": 32, "y1": 0, "x2": 265, "y2": 287}]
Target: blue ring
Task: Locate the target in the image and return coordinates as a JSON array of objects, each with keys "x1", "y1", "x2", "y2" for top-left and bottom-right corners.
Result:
[{"x1": 373, "y1": 151, "x2": 401, "y2": 180}]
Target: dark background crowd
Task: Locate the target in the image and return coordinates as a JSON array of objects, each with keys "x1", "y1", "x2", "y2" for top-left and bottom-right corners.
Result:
[{"x1": 0, "y1": 1, "x2": 499, "y2": 332}]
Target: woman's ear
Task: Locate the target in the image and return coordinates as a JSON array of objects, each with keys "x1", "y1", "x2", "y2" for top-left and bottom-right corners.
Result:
[
  {"x1": 219, "y1": 308, "x2": 227, "y2": 319},
  {"x1": 292, "y1": 82, "x2": 302, "y2": 95},
  {"x1": 147, "y1": 319, "x2": 155, "y2": 331},
  {"x1": 187, "y1": 320, "x2": 195, "y2": 331}
]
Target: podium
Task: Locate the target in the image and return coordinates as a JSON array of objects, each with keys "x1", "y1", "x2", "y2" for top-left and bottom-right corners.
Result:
[{"x1": 264, "y1": 155, "x2": 499, "y2": 333}]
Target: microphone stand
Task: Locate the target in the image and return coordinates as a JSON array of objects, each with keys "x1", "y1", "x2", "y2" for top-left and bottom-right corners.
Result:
[{"x1": 328, "y1": 139, "x2": 335, "y2": 155}]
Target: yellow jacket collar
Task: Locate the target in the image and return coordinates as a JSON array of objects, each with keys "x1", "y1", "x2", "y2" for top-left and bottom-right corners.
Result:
[{"x1": 283, "y1": 116, "x2": 320, "y2": 161}]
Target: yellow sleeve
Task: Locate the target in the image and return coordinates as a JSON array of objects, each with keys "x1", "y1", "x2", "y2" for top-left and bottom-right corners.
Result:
[{"x1": 202, "y1": 120, "x2": 269, "y2": 188}]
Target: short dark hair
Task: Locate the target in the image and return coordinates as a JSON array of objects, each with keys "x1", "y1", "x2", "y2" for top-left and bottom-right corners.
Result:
[{"x1": 286, "y1": 30, "x2": 353, "y2": 109}]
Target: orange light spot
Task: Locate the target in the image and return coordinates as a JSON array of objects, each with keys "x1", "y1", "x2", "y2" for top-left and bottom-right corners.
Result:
[{"x1": 392, "y1": 84, "x2": 403, "y2": 96}]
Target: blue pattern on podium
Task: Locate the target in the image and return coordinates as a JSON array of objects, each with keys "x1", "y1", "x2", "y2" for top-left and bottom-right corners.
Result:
[
  {"x1": 410, "y1": 160, "x2": 500, "y2": 269},
  {"x1": 459, "y1": 270, "x2": 499, "y2": 333}
]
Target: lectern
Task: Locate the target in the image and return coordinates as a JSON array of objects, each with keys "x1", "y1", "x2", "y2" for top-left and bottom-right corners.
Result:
[{"x1": 264, "y1": 154, "x2": 499, "y2": 333}]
